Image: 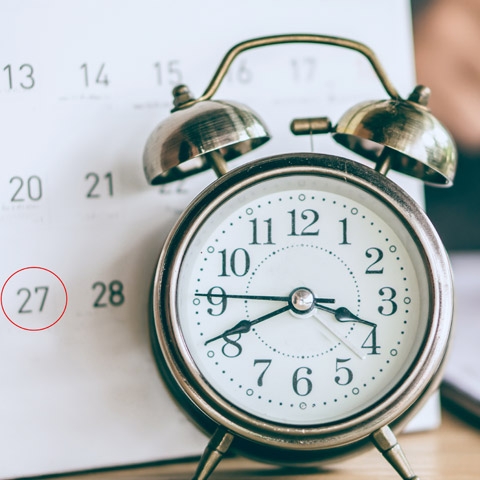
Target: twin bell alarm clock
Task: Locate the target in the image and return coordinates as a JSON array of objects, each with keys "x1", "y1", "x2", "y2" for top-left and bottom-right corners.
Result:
[{"x1": 142, "y1": 35, "x2": 456, "y2": 480}]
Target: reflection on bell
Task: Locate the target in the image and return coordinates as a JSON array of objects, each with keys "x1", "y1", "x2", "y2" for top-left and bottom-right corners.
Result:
[
  {"x1": 333, "y1": 86, "x2": 457, "y2": 186},
  {"x1": 143, "y1": 85, "x2": 270, "y2": 185}
]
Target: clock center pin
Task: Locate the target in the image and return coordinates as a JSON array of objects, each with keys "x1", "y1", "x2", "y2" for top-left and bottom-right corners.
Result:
[{"x1": 289, "y1": 287, "x2": 315, "y2": 316}]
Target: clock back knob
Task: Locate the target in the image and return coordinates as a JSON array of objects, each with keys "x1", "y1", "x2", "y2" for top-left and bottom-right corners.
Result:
[
  {"x1": 333, "y1": 85, "x2": 457, "y2": 186},
  {"x1": 143, "y1": 85, "x2": 270, "y2": 185}
]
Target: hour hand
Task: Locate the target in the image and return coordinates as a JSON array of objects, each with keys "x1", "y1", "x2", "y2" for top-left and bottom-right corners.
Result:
[{"x1": 315, "y1": 303, "x2": 377, "y2": 329}]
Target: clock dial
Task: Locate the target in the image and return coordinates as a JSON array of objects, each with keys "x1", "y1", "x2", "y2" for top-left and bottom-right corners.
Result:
[{"x1": 173, "y1": 173, "x2": 430, "y2": 426}]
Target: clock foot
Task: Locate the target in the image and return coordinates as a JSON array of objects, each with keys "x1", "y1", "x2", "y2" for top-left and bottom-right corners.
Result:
[
  {"x1": 192, "y1": 428, "x2": 234, "y2": 480},
  {"x1": 371, "y1": 425, "x2": 419, "y2": 480}
]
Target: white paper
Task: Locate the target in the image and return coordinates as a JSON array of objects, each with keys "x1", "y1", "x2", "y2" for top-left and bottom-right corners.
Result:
[
  {"x1": 0, "y1": 1, "x2": 427, "y2": 477},
  {"x1": 443, "y1": 253, "x2": 480, "y2": 401}
]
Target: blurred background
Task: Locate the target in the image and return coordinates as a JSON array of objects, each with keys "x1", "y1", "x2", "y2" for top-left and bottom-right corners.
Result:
[
  {"x1": 412, "y1": 0, "x2": 480, "y2": 424},
  {"x1": 412, "y1": 0, "x2": 480, "y2": 249}
]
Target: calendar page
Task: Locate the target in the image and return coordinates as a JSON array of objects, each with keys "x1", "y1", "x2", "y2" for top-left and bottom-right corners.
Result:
[{"x1": 0, "y1": 1, "x2": 425, "y2": 477}]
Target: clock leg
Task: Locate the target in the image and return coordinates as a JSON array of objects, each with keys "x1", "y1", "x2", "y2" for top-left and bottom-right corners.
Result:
[
  {"x1": 192, "y1": 428, "x2": 234, "y2": 480},
  {"x1": 371, "y1": 426, "x2": 420, "y2": 480}
]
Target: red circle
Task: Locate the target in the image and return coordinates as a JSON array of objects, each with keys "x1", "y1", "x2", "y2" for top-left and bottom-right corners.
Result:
[{"x1": 1, "y1": 267, "x2": 68, "y2": 331}]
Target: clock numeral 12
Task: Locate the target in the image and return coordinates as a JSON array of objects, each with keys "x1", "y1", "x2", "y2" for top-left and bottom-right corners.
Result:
[
  {"x1": 288, "y1": 209, "x2": 319, "y2": 236},
  {"x1": 378, "y1": 287, "x2": 397, "y2": 316}
]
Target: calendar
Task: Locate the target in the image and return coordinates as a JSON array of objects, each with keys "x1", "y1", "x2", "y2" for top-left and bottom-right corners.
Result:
[{"x1": 0, "y1": 1, "x2": 426, "y2": 477}]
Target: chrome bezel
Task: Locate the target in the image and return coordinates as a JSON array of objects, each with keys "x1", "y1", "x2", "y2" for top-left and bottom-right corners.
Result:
[{"x1": 151, "y1": 153, "x2": 453, "y2": 455}]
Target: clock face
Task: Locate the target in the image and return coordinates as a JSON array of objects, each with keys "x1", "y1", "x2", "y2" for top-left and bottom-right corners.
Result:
[{"x1": 171, "y1": 171, "x2": 430, "y2": 426}]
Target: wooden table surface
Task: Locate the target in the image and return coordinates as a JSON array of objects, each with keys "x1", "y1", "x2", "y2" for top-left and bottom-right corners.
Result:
[{"x1": 46, "y1": 411, "x2": 479, "y2": 480}]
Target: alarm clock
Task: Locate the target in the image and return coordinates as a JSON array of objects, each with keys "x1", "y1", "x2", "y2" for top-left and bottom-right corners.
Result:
[{"x1": 142, "y1": 35, "x2": 456, "y2": 480}]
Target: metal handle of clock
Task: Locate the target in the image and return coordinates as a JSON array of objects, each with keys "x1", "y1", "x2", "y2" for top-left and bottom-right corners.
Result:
[{"x1": 174, "y1": 34, "x2": 400, "y2": 110}]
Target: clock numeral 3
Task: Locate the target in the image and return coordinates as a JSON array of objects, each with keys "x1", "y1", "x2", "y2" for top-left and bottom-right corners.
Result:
[{"x1": 378, "y1": 287, "x2": 397, "y2": 316}]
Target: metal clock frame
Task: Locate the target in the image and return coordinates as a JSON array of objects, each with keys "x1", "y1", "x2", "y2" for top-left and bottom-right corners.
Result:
[{"x1": 150, "y1": 152, "x2": 453, "y2": 476}]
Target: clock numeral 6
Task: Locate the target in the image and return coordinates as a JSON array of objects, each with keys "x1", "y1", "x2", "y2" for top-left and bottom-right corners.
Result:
[
  {"x1": 378, "y1": 287, "x2": 397, "y2": 316},
  {"x1": 334, "y1": 358, "x2": 353, "y2": 385},
  {"x1": 218, "y1": 248, "x2": 250, "y2": 277},
  {"x1": 292, "y1": 366, "x2": 312, "y2": 396},
  {"x1": 206, "y1": 286, "x2": 227, "y2": 316}
]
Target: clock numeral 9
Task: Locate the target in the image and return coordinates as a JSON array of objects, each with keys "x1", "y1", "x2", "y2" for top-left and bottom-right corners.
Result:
[
  {"x1": 253, "y1": 359, "x2": 272, "y2": 386},
  {"x1": 292, "y1": 366, "x2": 312, "y2": 396},
  {"x1": 334, "y1": 358, "x2": 353, "y2": 385},
  {"x1": 249, "y1": 218, "x2": 275, "y2": 245},
  {"x1": 222, "y1": 334, "x2": 242, "y2": 358},
  {"x1": 218, "y1": 248, "x2": 250, "y2": 277},
  {"x1": 365, "y1": 247, "x2": 384, "y2": 274},
  {"x1": 206, "y1": 286, "x2": 227, "y2": 316},
  {"x1": 288, "y1": 209, "x2": 319, "y2": 236},
  {"x1": 378, "y1": 287, "x2": 397, "y2": 316}
]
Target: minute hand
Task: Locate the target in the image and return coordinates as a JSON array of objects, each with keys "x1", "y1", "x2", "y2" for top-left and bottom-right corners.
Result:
[
  {"x1": 196, "y1": 292, "x2": 335, "y2": 304},
  {"x1": 204, "y1": 304, "x2": 291, "y2": 346},
  {"x1": 315, "y1": 303, "x2": 377, "y2": 329}
]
